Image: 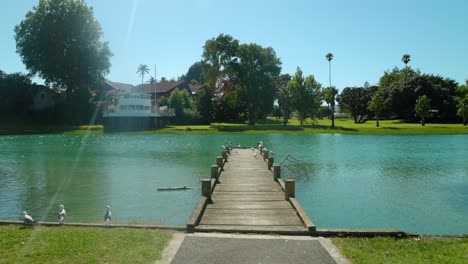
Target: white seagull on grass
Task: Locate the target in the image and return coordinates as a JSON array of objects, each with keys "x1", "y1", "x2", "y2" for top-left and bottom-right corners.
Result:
[
  {"x1": 104, "y1": 205, "x2": 112, "y2": 225},
  {"x1": 23, "y1": 211, "x2": 35, "y2": 224},
  {"x1": 58, "y1": 205, "x2": 66, "y2": 224}
]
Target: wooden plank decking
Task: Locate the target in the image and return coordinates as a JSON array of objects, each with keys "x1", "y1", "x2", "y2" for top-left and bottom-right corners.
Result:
[{"x1": 190, "y1": 147, "x2": 314, "y2": 235}]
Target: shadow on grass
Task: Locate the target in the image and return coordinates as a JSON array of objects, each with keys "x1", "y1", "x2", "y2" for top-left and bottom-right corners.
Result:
[
  {"x1": 213, "y1": 124, "x2": 304, "y2": 132},
  {"x1": 302, "y1": 124, "x2": 358, "y2": 132}
]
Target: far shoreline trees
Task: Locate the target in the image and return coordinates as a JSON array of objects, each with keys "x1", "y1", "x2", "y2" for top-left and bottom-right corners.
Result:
[{"x1": 14, "y1": 0, "x2": 112, "y2": 125}]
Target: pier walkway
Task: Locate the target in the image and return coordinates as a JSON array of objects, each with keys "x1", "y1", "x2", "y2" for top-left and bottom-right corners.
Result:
[{"x1": 187, "y1": 145, "x2": 315, "y2": 235}]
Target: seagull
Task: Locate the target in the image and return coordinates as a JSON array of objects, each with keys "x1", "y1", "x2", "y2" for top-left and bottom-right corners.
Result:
[
  {"x1": 104, "y1": 205, "x2": 112, "y2": 225},
  {"x1": 23, "y1": 211, "x2": 35, "y2": 224},
  {"x1": 251, "y1": 147, "x2": 254, "y2": 152},
  {"x1": 253, "y1": 153, "x2": 257, "y2": 159},
  {"x1": 58, "y1": 205, "x2": 66, "y2": 224}
]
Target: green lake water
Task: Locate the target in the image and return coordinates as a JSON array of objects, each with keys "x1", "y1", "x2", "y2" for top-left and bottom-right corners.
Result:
[{"x1": 0, "y1": 134, "x2": 466, "y2": 235}]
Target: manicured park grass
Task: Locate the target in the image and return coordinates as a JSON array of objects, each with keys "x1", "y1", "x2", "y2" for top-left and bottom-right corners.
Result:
[
  {"x1": 332, "y1": 236, "x2": 468, "y2": 264},
  {"x1": 0, "y1": 225, "x2": 170, "y2": 264},
  {"x1": 152, "y1": 118, "x2": 468, "y2": 134},
  {"x1": 2, "y1": 117, "x2": 467, "y2": 134}
]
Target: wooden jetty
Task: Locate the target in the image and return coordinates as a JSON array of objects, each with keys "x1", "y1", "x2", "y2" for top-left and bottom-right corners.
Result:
[{"x1": 187, "y1": 144, "x2": 315, "y2": 235}]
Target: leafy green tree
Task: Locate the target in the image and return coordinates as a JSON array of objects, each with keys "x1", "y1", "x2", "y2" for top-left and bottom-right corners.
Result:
[
  {"x1": 201, "y1": 34, "x2": 239, "y2": 96},
  {"x1": 368, "y1": 90, "x2": 385, "y2": 127},
  {"x1": 378, "y1": 68, "x2": 458, "y2": 120},
  {"x1": 338, "y1": 86, "x2": 376, "y2": 123},
  {"x1": 0, "y1": 70, "x2": 35, "y2": 116},
  {"x1": 168, "y1": 88, "x2": 191, "y2": 124},
  {"x1": 194, "y1": 86, "x2": 214, "y2": 123},
  {"x1": 277, "y1": 74, "x2": 292, "y2": 126},
  {"x1": 402, "y1": 54, "x2": 411, "y2": 67},
  {"x1": 137, "y1": 64, "x2": 150, "y2": 84},
  {"x1": 184, "y1": 61, "x2": 203, "y2": 83},
  {"x1": 159, "y1": 77, "x2": 168, "y2": 83},
  {"x1": 323, "y1": 86, "x2": 338, "y2": 128},
  {"x1": 157, "y1": 96, "x2": 167, "y2": 106},
  {"x1": 457, "y1": 95, "x2": 468, "y2": 126},
  {"x1": 235, "y1": 44, "x2": 281, "y2": 125},
  {"x1": 415, "y1": 95, "x2": 431, "y2": 126},
  {"x1": 15, "y1": 0, "x2": 112, "y2": 124},
  {"x1": 288, "y1": 67, "x2": 322, "y2": 126}
]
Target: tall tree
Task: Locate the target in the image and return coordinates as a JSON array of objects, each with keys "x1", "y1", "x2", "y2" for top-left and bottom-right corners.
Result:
[
  {"x1": 184, "y1": 61, "x2": 203, "y2": 83},
  {"x1": 137, "y1": 64, "x2": 150, "y2": 84},
  {"x1": 415, "y1": 95, "x2": 431, "y2": 126},
  {"x1": 201, "y1": 34, "x2": 239, "y2": 96},
  {"x1": 323, "y1": 86, "x2": 338, "y2": 128},
  {"x1": 277, "y1": 74, "x2": 292, "y2": 126},
  {"x1": 15, "y1": 0, "x2": 112, "y2": 124},
  {"x1": 326, "y1": 53, "x2": 334, "y2": 88},
  {"x1": 368, "y1": 90, "x2": 385, "y2": 127},
  {"x1": 236, "y1": 44, "x2": 281, "y2": 125},
  {"x1": 402, "y1": 54, "x2": 411, "y2": 67},
  {"x1": 457, "y1": 95, "x2": 468, "y2": 126},
  {"x1": 288, "y1": 67, "x2": 323, "y2": 126},
  {"x1": 338, "y1": 86, "x2": 376, "y2": 123}
]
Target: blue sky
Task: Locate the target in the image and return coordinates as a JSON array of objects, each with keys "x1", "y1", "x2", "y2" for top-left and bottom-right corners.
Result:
[{"x1": 1, "y1": 0, "x2": 467, "y2": 90}]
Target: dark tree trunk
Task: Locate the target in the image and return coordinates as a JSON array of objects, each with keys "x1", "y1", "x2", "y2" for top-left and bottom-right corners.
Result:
[
  {"x1": 421, "y1": 115, "x2": 426, "y2": 126},
  {"x1": 353, "y1": 116, "x2": 358, "y2": 124},
  {"x1": 283, "y1": 110, "x2": 288, "y2": 126},
  {"x1": 376, "y1": 118, "x2": 380, "y2": 127},
  {"x1": 463, "y1": 117, "x2": 467, "y2": 126},
  {"x1": 331, "y1": 105, "x2": 335, "y2": 128}
]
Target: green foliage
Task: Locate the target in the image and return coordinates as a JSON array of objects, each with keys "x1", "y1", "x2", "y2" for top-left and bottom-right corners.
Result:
[
  {"x1": 15, "y1": 0, "x2": 112, "y2": 124},
  {"x1": 184, "y1": 61, "x2": 203, "y2": 83},
  {"x1": 137, "y1": 64, "x2": 150, "y2": 84},
  {"x1": 277, "y1": 74, "x2": 292, "y2": 126},
  {"x1": 323, "y1": 86, "x2": 338, "y2": 127},
  {"x1": 235, "y1": 43, "x2": 281, "y2": 125},
  {"x1": 157, "y1": 96, "x2": 167, "y2": 106},
  {"x1": 338, "y1": 86, "x2": 376, "y2": 123},
  {"x1": 402, "y1": 53, "x2": 411, "y2": 66},
  {"x1": 288, "y1": 67, "x2": 322, "y2": 126},
  {"x1": 457, "y1": 95, "x2": 468, "y2": 125},
  {"x1": 0, "y1": 71, "x2": 34, "y2": 116},
  {"x1": 378, "y1": 68, "x2": 457, "y2": 120},
  {"x1": 368, "y1": 90, "x2": 385, "y2": 127},
  {"x1": 415, "y1": 95, "x2": 431, "y2": 126},
  {"x1": 168, "y1": 88, "x2": 191, "y2": 124},
  {"x1": 201, "y1": 34, "x2": 239, "y2": 96}
]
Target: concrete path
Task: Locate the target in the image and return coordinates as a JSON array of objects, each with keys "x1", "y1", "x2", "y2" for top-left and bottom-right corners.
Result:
[{"x1": 157, "y1": 233, "x2": 349, "y2": 264}]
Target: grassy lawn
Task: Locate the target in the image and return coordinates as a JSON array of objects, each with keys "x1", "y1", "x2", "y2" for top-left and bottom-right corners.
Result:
[
  {"x1": 0, "y1": 225, "x2": 171, "y2": 264},
  {"x1": 2, "y1": 116, "x2": 467, "y2": 135},
  {"x1": 332, "y1": 237, "x2": 468, "y2": 264},
  {"x1": 153, "y1": 118, "x2": 468, "y2": 134}
]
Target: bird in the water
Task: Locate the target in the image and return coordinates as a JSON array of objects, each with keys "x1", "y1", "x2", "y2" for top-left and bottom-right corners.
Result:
[
  {"x1": 104, "y1": 205, "x2": 112, "y2": 225},
  {"x1": 58, "y1": 205, "x2": 66, "y2": 224},
  {"x1": 23, "y1": 211, "x2": 35, "y2": 224}
]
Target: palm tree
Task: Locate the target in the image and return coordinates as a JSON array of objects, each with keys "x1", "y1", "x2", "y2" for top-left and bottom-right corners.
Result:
[
  {"x1": 147, "y1": 76, "x2": 156, "y2": 84},
  {"x1": 402, "y1": 54, "x2": 411, "y2": 67},
  {"x1": 325, "y1": 53, "x2": 334, "y2": 88},
  {"x1": 323, "y1": 87, "x2": 338, "y2": 128},
  {"x1": 415, "y1": 95, "x2": 431, "y2": 126},
  {"x1": 137, "y1": 64, "x2": 150, "y2": 84}
]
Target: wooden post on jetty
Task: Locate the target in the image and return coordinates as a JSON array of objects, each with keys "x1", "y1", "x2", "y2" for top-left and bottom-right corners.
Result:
[
  {"x1": 263, "y1": 148, "x2": 269, "y2": 161},
  {"x1": 216, "y1": 156, "x2": 224, "y2": 169},
  {"x1": 285, "y1": 179, "x2": 295, "y2": 201},
  {"x1": 268, "y1": 157, "x2": 274, "y2": 170},
  {"x1": 202, "y1": 179, "x2": 212, "y2": 200},
  {"x1": 211, "y1": 165, "x2": 219, "y2": 180},
  {"x1": 273, "y1": 164, "x2": 280, "y2": 181},
  {"x1": 222, "y1": 149, "x2": 229, "y2": 161}
]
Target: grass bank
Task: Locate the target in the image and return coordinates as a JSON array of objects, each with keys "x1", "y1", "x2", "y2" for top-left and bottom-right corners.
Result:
[
  {"x1": 2, "y1": 117, "x2": 467, "y2": 135},
  {"x1": 0, "y1": 225, "x2": 170, "y2": 263},
  {"x1": 332, "y1": 236, "x2": 467, "y2": 264},
  {"x1": 152, "y1": 118, "x2": 468, "y2": 134}
]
